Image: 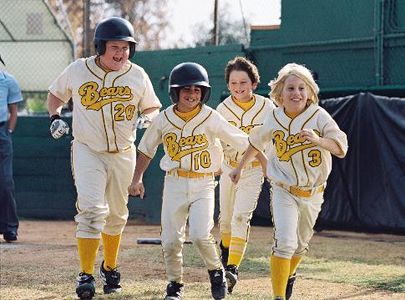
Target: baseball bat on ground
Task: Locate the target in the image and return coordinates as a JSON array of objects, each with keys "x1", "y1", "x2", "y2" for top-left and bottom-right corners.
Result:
[{"x1": 137, "y1": 238, "x2": 192, "y2": 245}]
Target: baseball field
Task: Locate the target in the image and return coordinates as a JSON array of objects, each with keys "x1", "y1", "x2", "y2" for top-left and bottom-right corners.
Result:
[{"x1": 1, "y1": 220, "x2": 404, "y2": 300}]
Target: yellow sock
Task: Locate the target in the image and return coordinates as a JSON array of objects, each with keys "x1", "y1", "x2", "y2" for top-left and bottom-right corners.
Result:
[
  {"x1": 77, "y1": 238, "x2": 100, "y2": 274},
  {"x1": 228, "y1": 236, "x2": 247, "y2": 267},
  {"x1": 270, "y1": 255, "x2": 291, "y2": 299},
  {"x1": 289, "y1": 255, "x2": 303, "y2": 276},
  {"x1": 102, "y1": 232, "x2": 121, "y2": 269},
  {"x1": 221, "y1": 232, "x2": 231, "y2": 248}
]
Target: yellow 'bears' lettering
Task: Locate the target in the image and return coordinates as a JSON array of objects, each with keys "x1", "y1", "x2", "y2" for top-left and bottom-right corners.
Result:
[
  {"x1": 79, "y1": 82, "x2": 133, "y2": 111},
  {"x1": 79, "y1": 82, "x2": 99, "y2": 107},
  {"x1": 273, "y1": 130, "x2": 320, "y2": 162},
  {"x1": 273, "y1": 131, "x2": 288, "y2": 158},
  {"x1": 164, "y1": 132, "x2": 209, "y2": 161},
  {"x1": 165, "y1": 133, "x2": 179, "y2": 159},
  {"x1": 240, "y1": 124, "x2": 254, "y2": 134},
  {"x1": 228, "y1": 122, "x2": 255, "y2": 134}
]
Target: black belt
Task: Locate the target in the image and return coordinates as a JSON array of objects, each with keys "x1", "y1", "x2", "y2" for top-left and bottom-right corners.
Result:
[{"x1": 0, "y1": 121, "x2": 6, "y2": 126}]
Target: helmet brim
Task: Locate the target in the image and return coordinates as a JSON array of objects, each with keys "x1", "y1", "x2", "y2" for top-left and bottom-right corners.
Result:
[
  {"x1": 96, "y1": 36, "x2": 137, "y2": 44},
  {"x1": 170, "y1": 81, "x2": 211, "y2": 88}
]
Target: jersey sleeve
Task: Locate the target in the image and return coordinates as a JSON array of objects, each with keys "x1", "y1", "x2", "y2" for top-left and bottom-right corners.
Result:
[
  {"x1": 215, "y1": 102, "x2": 231, "y2": 149},
  {"x1": 138, "y1": 70, "x2": 162, "y2": 113},
  {"x1": 137, "y1": 112, "x2": 163, "y2": 158},
  {"x1": 249, "y1": 115, "x2": 274, "y2": 152},
  {"x1": 216, "y1": 102, "x2": 225, "y2": 115},
  {"x1": 7, "y1": 74, "x2": 23, "y2": 104},
  {"x1": 48, "y1": 62, "x2": 74, "y2": 103},
  {"x1": 265, "y1": 97, "x2": 277, "y2": 110},
  {"x1": 212, "y1": 111, "x2": 249, "y2": 153},
  {"x1": 319, "y1": 108, "x2": 348, "y2": 158}
]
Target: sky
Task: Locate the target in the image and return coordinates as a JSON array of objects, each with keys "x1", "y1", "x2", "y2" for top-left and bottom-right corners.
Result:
[{"x1": 163, "y1": 0, "x2": 281, "y2": 48}]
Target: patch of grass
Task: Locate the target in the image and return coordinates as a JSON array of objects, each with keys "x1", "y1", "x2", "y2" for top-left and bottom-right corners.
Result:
[
  {"x1": 2, "y1": 222, "x2": 405, "y2": 299},
  {"x1": 300, "y1": 256, "x2": 405, "y2": 293},
  {"x1": 159, "y1": 234, "x2": 405, "y2": 294},
  {"x1": 182, "y1": 243, "x2": 220, "y2": 268}
]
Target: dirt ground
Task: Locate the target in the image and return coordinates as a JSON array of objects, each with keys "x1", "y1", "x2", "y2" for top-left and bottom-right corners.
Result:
[{"x1": 1, "y1": 220, "x2": 404, "y2": 300}]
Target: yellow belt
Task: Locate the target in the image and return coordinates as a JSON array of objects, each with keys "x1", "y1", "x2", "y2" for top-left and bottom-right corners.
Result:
[
  {"x1": 167, "y1": 169, "x2": 214, "y2": 179},
  {"x1": 274, "y1": 182, "x2": 325, "y2": 198},
  {"x1": 229, "y1": 160, "x2": 261, "y2": 169}
]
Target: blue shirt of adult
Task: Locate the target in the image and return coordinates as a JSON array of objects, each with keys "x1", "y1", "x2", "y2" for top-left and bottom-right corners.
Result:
[{"x1": 0, "y1": 71, "x2": 23, "y2": 122}]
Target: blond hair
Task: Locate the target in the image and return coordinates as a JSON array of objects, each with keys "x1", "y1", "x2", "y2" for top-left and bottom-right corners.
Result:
[{"x1": 268, "y1": 63, "x2": 319, "y2": 106}]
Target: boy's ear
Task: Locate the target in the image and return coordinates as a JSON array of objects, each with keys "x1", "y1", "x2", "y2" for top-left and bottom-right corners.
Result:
[{"x1": 252, "y1": 82, "x2": 258, "y2": 91}]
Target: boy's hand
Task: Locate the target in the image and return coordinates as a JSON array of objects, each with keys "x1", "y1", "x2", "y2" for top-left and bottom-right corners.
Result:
[
  {"x1": 229, "y1": 168, "x2": 242, "y2": 184},
  {"x1": 128, "y1": 181, "x2": 145, "y2": 199}
]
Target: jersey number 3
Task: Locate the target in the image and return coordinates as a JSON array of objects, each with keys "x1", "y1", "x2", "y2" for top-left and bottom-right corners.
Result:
[{"x1": 308, "y1": 149, "x2": 322, "y2": 167}]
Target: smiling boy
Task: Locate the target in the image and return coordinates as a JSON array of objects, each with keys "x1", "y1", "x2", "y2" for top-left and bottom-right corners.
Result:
[
  {"x1": 47, "y1": 17, "x2": 161, "y2": 300},
  {"x1": 128, "y1": 62, "x2": 252, "y2": 300}
]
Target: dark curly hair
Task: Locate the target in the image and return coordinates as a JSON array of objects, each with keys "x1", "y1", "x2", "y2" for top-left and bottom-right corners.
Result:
[{"x1": 225, "y1": 56, "x2": 260, "y2": 85}]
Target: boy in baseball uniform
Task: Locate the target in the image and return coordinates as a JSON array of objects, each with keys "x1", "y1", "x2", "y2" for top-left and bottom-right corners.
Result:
[
  {"x1": 229, "y1": 63, "x2": 348, "y2": 300},
  {"x1": 216, "y1": 56, "x2": 275, "y2": 293},
  {"x1": 128, "y1": 62, "x2": 251, "y2": 300},
  {"x1": 47, "y1": 17, "x2": 161, "y2": 300}
]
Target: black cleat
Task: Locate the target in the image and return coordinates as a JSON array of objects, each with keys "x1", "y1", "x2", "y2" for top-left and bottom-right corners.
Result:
[
  {"x1": 99, "y1": 261, "x2": 122, "y2": 294},
  {"x1": 225, "y1": 264, "x2": 238, "y2": 294},
  {"x1": 76, "y1": 272, "x2": 95, "y2": 300},
  {"x1": 219, "y1": 241, "x2": 229, "y2": 268},
  {"x1": 286, "y1": 273, "x2": 297, "y2": 300},
  {"x1": 208, "y1": 269, "x2": 227, "y2": 300},
  {"x1": 164, "y1": 281, "x2": 184, "y2": 300},
  {"x1": 3, "y1": 231, "x2": 17, "y2": 242}
]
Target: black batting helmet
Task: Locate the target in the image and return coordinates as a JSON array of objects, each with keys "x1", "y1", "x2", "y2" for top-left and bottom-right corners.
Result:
[
  {"x1": 94, "y1": 17, "x2": 137, "y2": 58},
  {"x1": 169, "y1": 62, "x2": 211, "y2": 103}
]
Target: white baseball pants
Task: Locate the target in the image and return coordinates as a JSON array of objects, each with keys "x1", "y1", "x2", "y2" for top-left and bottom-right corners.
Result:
[
  {"x1": 161, "y1": 173, "x2": 222, "y2": 283},
  {"x1": 271, "y1": 184, "x2": 324, "y2": 258},
  {"x1": 219, "y1": 163, "x2": 263, "y2": 239},
  {"x1": 72, "y1": 140, "x2": 136, "y2": 239}
]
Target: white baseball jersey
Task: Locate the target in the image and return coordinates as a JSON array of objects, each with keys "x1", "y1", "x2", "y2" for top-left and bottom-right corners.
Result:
[
  {"x1": 216, "y1": 94, "x2": 276, "y2": 164},
  {"x1": 216, "y1": 94, "x2": 275, "y2": 256},
  {"x1": 48, "y1": 56, "x2": 161, "y2": 153},
  {"x1": 249, "y1": 103, "x2": 348, "y2": 188},
  {"x1": 138, "y1": 104, "x2": 249, "y2": 172},
  {"x1": 138, "y1": 103, "x2": 249, "y2": 282}
]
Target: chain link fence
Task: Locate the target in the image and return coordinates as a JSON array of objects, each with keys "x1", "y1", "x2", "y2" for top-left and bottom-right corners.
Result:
[
  {"x1": 0, "y1": 0, "x2": 74, "y2": 114},
  {"x1": 1, "y1": 0, "x2": 171, "y2": 114}
]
